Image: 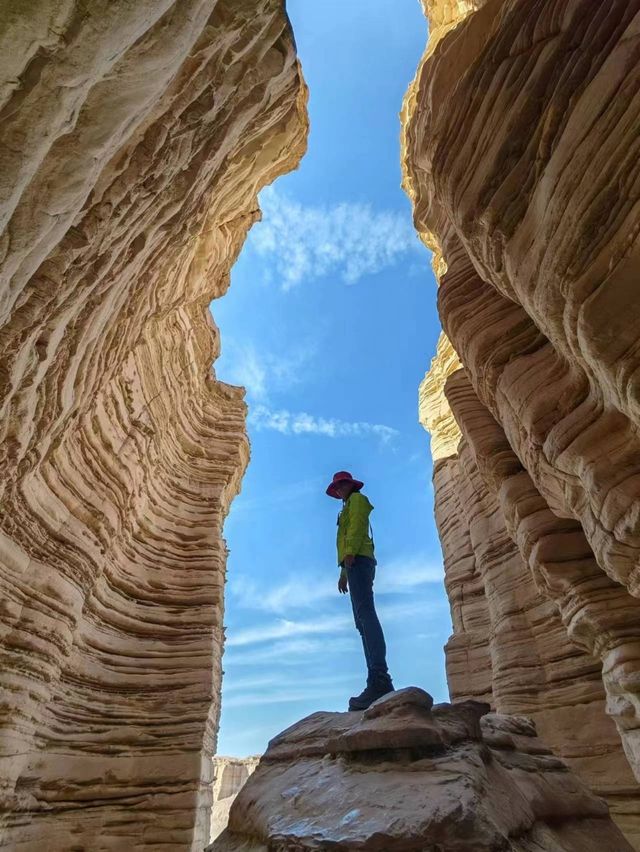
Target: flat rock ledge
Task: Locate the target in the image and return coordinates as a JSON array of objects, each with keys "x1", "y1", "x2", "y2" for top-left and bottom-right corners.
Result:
[{"x1": 208, "y1": 688, "x2": 632, "y2": 852}]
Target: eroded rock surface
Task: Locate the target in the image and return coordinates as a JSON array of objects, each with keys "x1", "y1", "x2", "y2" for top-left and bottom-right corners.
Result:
[
  {"x1": 209, "y1": 688, "x2": 633, "y2": 852},
  {"x1": 211, "y1": 757, "x2": 260, "y2": 843},
  {"x1": 404, "y1": 0, "x2": 640, "y2": 845},
  {"x1": 0, "y1": 2, "x2": 307, "y2": 849}
]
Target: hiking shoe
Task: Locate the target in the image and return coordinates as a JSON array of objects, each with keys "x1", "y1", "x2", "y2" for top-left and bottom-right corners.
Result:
[{"x1": 348, "y1": 679, "x2": 394, "y2": 712}]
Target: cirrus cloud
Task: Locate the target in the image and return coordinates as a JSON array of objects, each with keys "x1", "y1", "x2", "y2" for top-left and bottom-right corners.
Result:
[
  {"x1": 220, "y1": 339, "x2": 316, "y2": 401},
  {"x1": 250, "y1": 186, "x2": 423, "y2": 290},
  {"x1": 228, "y1": 554, "x2": 444, "y2": 616},
  {"x1": 249, "y1": 404, "x2": 398, "y2": 443}
]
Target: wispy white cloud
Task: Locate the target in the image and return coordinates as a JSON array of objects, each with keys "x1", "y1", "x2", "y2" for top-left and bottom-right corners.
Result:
[
  {"x1": 249, "y1": 404, "x2": 398, "y2": 443},
  {"x1": 375, "y1": 555, "x2": 444, "y2": 594},
  {"x1": 223, "y1": 636, "x2": 360, "y2": 667},
  {"x1": 223, "y1": 343, "x2": 268, "y2": 399},
  {"x1": 250, "y1": 186, "x2": 423, "y2": 290},
  {"x1": 220, "y1": 600, "x2": 448, "y2": 712},
  {"x1": 229, "y1": 573, "x2": 335, "y2": 614},
  {"x1": 377, "y1": 598, "x2": 442, "y2": 622},
  {"x1": 229, "y1": 554, "x2": 444, "y2": 615},
  {"x1": 221, "y1": 340, "x2": 316, "y2": 401},
  {"x1": 223, "y1": 672, "x2": 353, "y2": 706},
  {"x1": 223, "y1": 674, "x2": 283, "y2": 694},
  {"x1": 223, "y1": 685, "x2": 348, "y2": 710},
  {"x1": 225, "y1": 613, "x2": 352, "y2": 648},
  {"x1": 226, "y1": 599, "x2": 444, "y2": 648}
]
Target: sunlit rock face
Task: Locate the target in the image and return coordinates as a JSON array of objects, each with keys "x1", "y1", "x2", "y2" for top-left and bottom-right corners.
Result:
[
  {"x1": 404, "y1": 0, "x2": 640, "y2": 844},
  {"x1": 425, "y1": 354, "x2": 640, "y2": 841},
  {"x1": 209, "y1": 688, "x2": 633, "y2": 851},
  {"x1": 0, "y1": 1, "x2": 307, "y2": 849},
  {"x1": 210, "y1": 757, "x2": 260, "y2": 843}
]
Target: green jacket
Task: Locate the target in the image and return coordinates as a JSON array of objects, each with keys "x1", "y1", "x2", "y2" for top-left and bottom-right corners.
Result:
[{"x1": 337, "y1": 491, "x2": 375, "y2": 575}]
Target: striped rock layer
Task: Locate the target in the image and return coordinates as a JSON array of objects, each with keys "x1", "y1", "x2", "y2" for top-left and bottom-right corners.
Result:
[
  {"x1": 210, "y1": 756, "x2": 260, "y2": 842},
  {"x1": 404, "y1": 0, "x2": 640, "y2": 846},
  {"x1": 0, "y1": 2, "x2": 307, "y2": 850}
]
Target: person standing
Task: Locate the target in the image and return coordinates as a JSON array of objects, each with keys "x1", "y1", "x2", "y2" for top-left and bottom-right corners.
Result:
[{"x1": 326, "y1": 470, "x2": 395, "y2": 711}]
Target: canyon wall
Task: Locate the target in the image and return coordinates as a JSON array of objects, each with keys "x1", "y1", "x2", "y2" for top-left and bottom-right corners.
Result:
[
  {"x1": 0, "y1": 2, "x2": 307, "y2": 850},
  {"x1": 404, "y1": 0, "x2": 640, "y2": 845}
]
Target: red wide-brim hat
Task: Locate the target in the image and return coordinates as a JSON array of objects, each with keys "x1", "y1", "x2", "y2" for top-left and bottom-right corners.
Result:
[{"x1": 326, "y1": 470, "x2": 364, "y2": 499}]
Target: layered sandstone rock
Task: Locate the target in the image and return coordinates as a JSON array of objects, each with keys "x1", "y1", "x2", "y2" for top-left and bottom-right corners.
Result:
[
  {"x1": 209, "y1": 688, "x2": 633, "y2": 852},
  {"x1": 424, "y1": 352, "x2": 640, "y2": 839},
  {"x1": 0, "y1": 2, "x2": 307, "y2": 849},
  {"x1": 210, "y1": 757, "x2": 260, "y2": 843},
  {"x1": 404, "y1": 0, "x2": 640, "y2": 845}
]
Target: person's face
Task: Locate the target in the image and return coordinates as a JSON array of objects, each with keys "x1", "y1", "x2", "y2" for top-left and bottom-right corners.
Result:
[{"x1": 336, "y1": 482, "x2": 353, "y2": 500}]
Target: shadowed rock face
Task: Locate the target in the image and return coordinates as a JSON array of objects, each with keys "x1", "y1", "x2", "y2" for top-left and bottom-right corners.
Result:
[
  {"x1": 403, "y1": 0, "x2": 640, "y2": 844},
  {"x1": 209, "y1": 688, "x2": 633, "y2": 852},
  {"x1": 0, "y1": 2, "x2": 307, "y2": 849}
]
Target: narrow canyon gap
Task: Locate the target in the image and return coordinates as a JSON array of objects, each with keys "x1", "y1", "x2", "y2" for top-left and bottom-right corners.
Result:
[
  {"x1": 215, "y1": 0, "x2": 640, "y2": 849},
  {"x1": 211, "y1": 0, "x2": 443, "y2": 763}
]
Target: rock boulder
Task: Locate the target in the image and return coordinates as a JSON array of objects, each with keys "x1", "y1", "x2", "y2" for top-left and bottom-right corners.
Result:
[{"x1": 209, "y1": 689, "x2": 632, "y2": 852}]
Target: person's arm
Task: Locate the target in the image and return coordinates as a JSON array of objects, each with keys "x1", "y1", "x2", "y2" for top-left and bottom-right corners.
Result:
[
  {"x1": 338, "y1": 509, "x2": 348, "y2": 592},
  {"x1": 344, "y1": 493, "x2": 370, "y2": 559}
]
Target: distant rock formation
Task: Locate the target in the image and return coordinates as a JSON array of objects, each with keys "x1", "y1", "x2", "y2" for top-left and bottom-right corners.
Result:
[
  {"x1": 0, "y1": 1, "x2": 307, "y2": 849},
  {"x1": 403, "y1": 0, "x2": 640, "y2": 845},
  {"x1": 210, "y1": 757, "x2": 260, "y2": 843},
  {"x1": 209, "y1": 688, "x2": 633, "y2": 851}
]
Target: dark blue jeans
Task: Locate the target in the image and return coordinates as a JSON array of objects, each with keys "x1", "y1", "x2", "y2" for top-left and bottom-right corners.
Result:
[{"x1": 347, "y1": 556, "x2": 390, "y2": 683}]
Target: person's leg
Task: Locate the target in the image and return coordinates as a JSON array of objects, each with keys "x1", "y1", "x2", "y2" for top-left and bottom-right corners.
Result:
[
  {"x1": 347, "y1": 556, "x2": 392, "y2": 686},
  {"x1": 349, "y1": 579, "x2": 373, "y2": 673}
]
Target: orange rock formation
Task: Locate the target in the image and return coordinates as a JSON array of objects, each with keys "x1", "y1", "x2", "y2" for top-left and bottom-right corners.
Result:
[
  {"x1": 404, "y1": 0, "x2": 640, "y2": 844},
  {"x1": 0, "y1": 2, "x2": 307, "y2": 849}
]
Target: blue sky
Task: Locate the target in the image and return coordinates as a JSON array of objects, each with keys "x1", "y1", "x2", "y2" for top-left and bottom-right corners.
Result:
[{"x1": 212, "y1": 0, "x2": 449, "y2": 756}]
